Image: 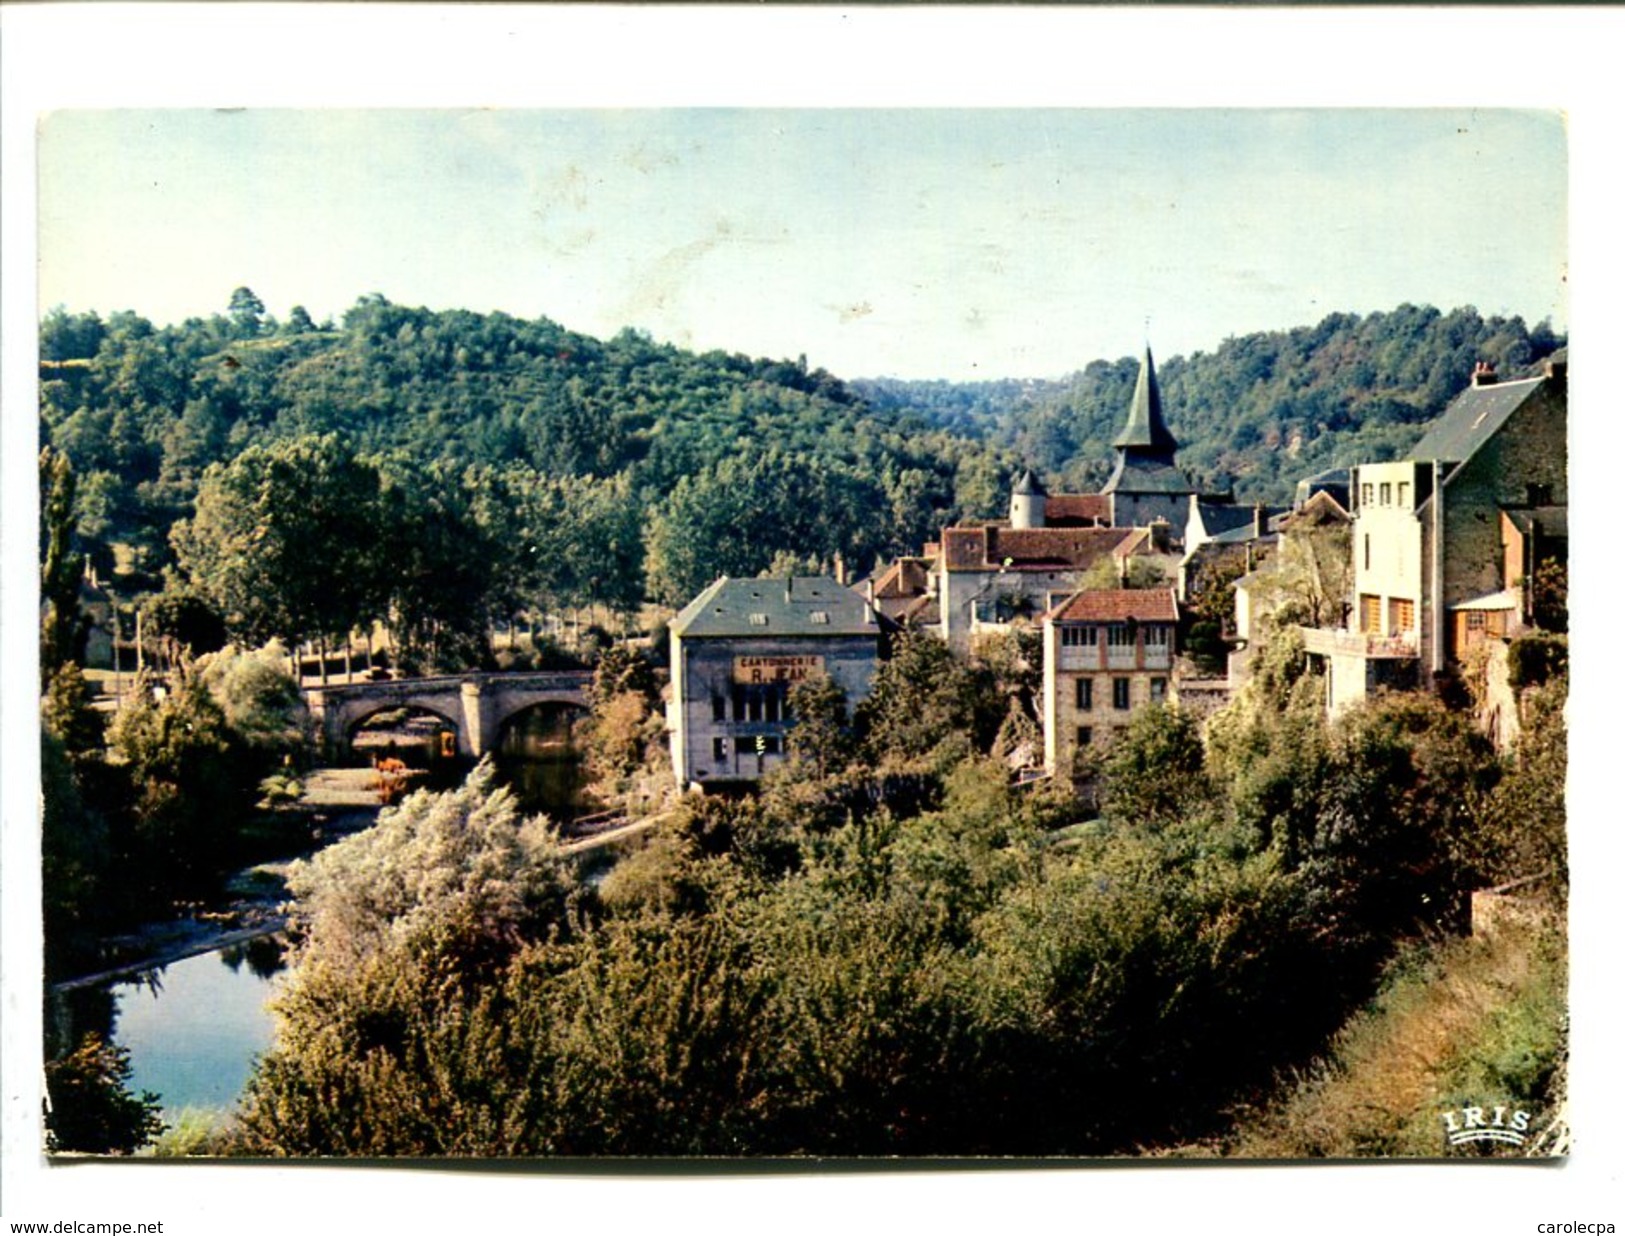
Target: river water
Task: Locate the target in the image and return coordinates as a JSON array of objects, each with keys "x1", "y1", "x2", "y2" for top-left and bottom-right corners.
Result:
[
  {"x1": 110, "y1": 944, "x2": 283, "y2": 1116},
  {"x1": 60, "y1": 736, "x2": 589, "y2": 1128}
]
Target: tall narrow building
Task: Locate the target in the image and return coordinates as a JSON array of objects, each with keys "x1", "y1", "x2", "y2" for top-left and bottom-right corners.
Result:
[{"x1": 1101, "y1": 345, "x2": 1196, "y2": 528}]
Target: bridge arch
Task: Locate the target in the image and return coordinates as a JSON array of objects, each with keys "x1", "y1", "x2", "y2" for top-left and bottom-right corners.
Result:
[{"x1": 347, "y1": 702, "x2": 462, "y2": 766}]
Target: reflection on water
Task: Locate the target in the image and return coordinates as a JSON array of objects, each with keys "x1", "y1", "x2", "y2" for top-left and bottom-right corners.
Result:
[
  {"x1": 496, "y1": 702, "x2": 591, "y2": 821},
  {"x1": 103, "y1": 945, "x2": 283, "y2": 1115}
]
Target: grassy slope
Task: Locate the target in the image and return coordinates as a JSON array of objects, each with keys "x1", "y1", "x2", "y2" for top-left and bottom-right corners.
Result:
[{"x1": 1183, "y1": 901, "x2": 1567, "y2": 1159}]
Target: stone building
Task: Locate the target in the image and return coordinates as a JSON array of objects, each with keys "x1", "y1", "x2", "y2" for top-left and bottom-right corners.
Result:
[
  {"x1": 936, "y1": 522, "x2": 1167, "y2": 651},
  {"x1": 1303, "y1": 352, "x2": 1567, "y2": 713},
  {"x1": 668, "y1": 575, "x2": 886, "y2": 788},
  {"x1": 1041, "y1": 587, "x2": 1180, "y2": 775}
]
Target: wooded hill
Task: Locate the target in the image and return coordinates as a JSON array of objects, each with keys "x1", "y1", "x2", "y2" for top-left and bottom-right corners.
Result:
[
  {"x1": 41, "y1": 296, "x2": 1562, "y2": 626},
  {"x1": 857, "y1": 303, "x2": 1564, "y2": 499}
]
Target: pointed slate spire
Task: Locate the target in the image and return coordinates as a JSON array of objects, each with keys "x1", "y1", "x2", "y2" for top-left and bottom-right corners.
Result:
[
  {"x1": 1012, "y1": 468, "x2": 1047, "y2": 496},
  {"x1": 1113, "y1": 345, "x2": 1178, "y2": 455}
]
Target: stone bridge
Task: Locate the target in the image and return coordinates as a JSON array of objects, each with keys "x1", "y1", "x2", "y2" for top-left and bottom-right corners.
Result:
[{"x1": 307, "y1": 671, "x2": 593, "y2": 761}]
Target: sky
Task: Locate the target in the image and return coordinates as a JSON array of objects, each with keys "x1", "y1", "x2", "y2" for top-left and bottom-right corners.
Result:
[{"x1": 38, "y1": 108, "x2": 1566, "y2": 381}]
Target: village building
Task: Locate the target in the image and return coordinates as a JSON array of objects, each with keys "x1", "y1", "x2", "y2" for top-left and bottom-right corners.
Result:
[
  {"x1": 936, "y1": 520, "x2": 1170, "y2": 651},
  {"x1": 1226, "y1": 487, "x2": 1353, "y2": 687},
  {"x1": 1041, "y1": 587, "x2": 1180, "y2": 775},
  {"x1": 1301, "y1": 352, "x2": 1567, "y2": 714},
  {"x1": 668, "y1": 575, "x2": 886, "y2": 788}
]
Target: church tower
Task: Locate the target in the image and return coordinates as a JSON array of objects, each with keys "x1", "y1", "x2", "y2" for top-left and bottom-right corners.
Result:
[{"x1": 1101, "y1": 344, "x2": 1194, "y2": 528}]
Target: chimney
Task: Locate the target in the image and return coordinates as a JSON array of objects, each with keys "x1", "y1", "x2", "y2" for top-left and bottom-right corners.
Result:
[
  {"x1": 1253, "y1": 502, "x2": 1266, "y2": 540},
  {"x1": 1472, "y1": 360, "x2": 1498, "y2": 387},
  {"x1": 1148, "y1": 518, "x2": 1171, "y2": 553},
  {"x1": 834, "y1": 551, "x2": 847, "y2": 587}
]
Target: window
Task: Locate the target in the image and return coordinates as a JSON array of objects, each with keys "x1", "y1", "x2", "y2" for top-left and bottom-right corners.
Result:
[
  {"x1": 1397, "y1": 481, "x2": 1409, "y2": 508},
  {"x1": 731, "y1": 685, "x2": 747, "y2": 721},
  {"x1": 712, "y1": 737, "x2": 729, "y2": 762},
  {"x1": 764, "y1": 691, "x2": 782, "y2": 723},
  {"x1": 1075, "y1": 726, "x2": 1093, "y2": 748},
  {"x1": 1107, "y1": 624, "x2": 1134, "y2": 649},
  {"x1": 1359, "y1": 594, "x2": 1381, "y2": 634},
  {"x1": 1389, "y1": 597, "x2": 1416, "y2": 632},
  {"x1": 1075, "y1": 677, "x2": 1093, "y2": 711},
  {"x1": 1144, "y1": 625, "x2": 1169, "y2": 648},
  {"x1": 1150, "y1": 677, "x2": 1167, "y2": 704},
  {"x1": 1361, "y1": 482, "x2": 1374, "y2": 507},
  {"x1": 1527, "y1": 483, "x2": 1553, "y2": 506},
  {"x1": 712, "y1": 696, "x2": 726, "y2": 723},
  {"x1": 1363, "y1": 534, "x2": 1370, "y2": 571},
  {"x1": 751, "y1": 734, "x2": 782, "y2": 756},
  {"x1": 1061, "y1": 625, "x2": 1097, "y2": 647},
  {"x1": 810, "y1": 611, "x2": 830, "y2": 624},
  {"x1": 1379, "y1": 482, "x2": 1392, "y2": 505},
  {"x1": 747, "y1": 692, "x2": 762, "y2": 722},
  {"x1": 748, "y1": 613, "x2": 768, "y2": 626},
  {"x1": 1466, "y1": 611, "x2": 1487, "y2": 632},
  {"x1": 1112, "y1": 678, "x2": 1131, "y2": 710}
]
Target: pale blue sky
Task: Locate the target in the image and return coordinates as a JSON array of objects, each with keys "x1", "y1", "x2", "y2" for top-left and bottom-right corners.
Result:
[{"x1": 38, "y1": 108, "x2": 1565, "y2": 380}]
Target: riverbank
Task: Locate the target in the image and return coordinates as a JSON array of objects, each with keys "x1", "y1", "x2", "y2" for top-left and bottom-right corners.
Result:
[{"x1": 52, "y1": 772, "x2": 386, "y2": 992}]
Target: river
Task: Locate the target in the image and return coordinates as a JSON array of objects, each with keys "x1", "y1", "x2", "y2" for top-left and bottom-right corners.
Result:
[{"x1": 52, "y1": 739, "x2": 590, "y2": 1133}]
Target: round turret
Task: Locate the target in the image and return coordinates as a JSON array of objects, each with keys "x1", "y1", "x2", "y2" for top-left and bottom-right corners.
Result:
[{"x1": 1010, "y1": 469, "x2": 1047, "y2": 529}]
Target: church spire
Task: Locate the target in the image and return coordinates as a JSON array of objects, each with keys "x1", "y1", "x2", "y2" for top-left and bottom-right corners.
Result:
[{"x1": 1113, "y1": 344, "x2": 1178, "y2": 456}]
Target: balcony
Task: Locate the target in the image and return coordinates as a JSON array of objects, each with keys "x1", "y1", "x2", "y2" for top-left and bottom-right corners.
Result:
[{"x1": 1298, "y1": 627, "x2": 1419, "y2": 659}]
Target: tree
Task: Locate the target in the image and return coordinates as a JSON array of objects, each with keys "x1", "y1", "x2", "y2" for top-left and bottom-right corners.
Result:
[
  {"x1": 1098, "y1": 705, "x2": 1209, "y2": 830},
  {"x1": 44, "y1": 1035, "x2": 166, "y2": 1154},
  {"x1": 141, "y1": 579, "x2": 228, "y2": 666},
  {"x1": 40, "y1": 446, "x2": 86, "y2": 679},
  {"x1": 172, "y1": 435, "x2": 385, "y2": 655},
  {"x1": 785, "y1": 674, "x2": 853, "y2": 780},
  {"x1": 227, "y1": 286, "x2": 267, "y2": 337},
  {"x1": 1530, "y1": 558, "x2": 1568, "y2": 633},
  {"x1": 198, "y1": 645, "x2": 308, "y2": 762},
  {"x1": 106, "y1": 671, "x2": 260, "y2": 895},
  {"x1": 856, "y1": 631, "x2": 1002, "y2": 763}
]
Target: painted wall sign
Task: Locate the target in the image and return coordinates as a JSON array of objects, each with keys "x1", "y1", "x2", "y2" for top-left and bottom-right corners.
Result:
[{"x1": 733, "y1": 655, "x2": 824, "y2": 685}]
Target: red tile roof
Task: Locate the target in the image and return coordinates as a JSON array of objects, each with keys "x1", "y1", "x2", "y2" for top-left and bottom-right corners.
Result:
[
  {"x1": 943, "y1": 525, "x2": 1140, "y2": 573},
  {"x1": 1044, "y1": 494, "x2": 1111, "y2": 525},
  {"x1": 1046, "y1": 587, "x2": 1179, "y2": 624},
  {"x1": 872, "y1": 557, "x2": 932, "y2": 599}
]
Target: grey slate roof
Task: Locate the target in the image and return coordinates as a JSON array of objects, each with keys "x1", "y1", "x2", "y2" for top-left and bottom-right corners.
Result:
[
  {"x1": 1192, "y1": 501, "x2": 1258, "y2": 539},
  {"x1": 1113, "y1": 345, "x2": 1179, "y2": 454},
  {"x1": 1012, "y1": 469, "x2": 1048, "y2": 496},
  {"x1": 1211, "y1": 523, "x2": 1280, "y2": 547},
  {"x1": 1102, "y1": 454, "x2": 1194, "y2": 495},
  {"x1": 1408, "y1": 376, "x2": 1545, "y2": 466},
  {"x1": 671, "y1": 575, "x2": 880, "y2": 639}
]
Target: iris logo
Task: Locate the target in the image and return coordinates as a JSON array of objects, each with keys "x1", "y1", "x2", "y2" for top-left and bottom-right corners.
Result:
[{"x1": 1440, "y1": 1103, "x2": 1532, "y2": 1147}]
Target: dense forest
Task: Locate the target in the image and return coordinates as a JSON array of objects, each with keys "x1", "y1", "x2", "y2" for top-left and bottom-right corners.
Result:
[{"x1": 40, "y1": 294, "x2": 1562, "y2": 668}]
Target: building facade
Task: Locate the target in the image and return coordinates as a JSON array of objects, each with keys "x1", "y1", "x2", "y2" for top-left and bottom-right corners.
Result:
[
  {"x1": 668, "y1": 575, "x2": 885, "y2": 787},
  {"x1": 1305, "y1": 354, "x2": 1568, "y2": 712},
  {"x1": 1041, "y1": 587, "x2": 1180, "y2": 774}
]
